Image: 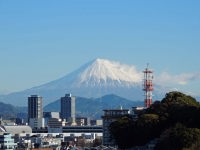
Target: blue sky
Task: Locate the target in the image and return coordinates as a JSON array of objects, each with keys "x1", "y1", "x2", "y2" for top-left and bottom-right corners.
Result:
[{"x1": 0, "y1": 1, "x2": 200, "y2": 95}]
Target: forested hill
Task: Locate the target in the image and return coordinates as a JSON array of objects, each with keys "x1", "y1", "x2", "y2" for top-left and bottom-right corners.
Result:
[
  {"x1": 109, "y1": 91, "x2": 200, "y2": 150},
  {"x1": 0, "y1": 102, "x2": 26, "y2": 118}
]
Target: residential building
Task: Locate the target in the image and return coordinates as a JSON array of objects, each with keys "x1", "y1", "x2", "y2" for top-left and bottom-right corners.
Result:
[{"x1": 0, "y1": 132, "x2": 16, "y2": 149}]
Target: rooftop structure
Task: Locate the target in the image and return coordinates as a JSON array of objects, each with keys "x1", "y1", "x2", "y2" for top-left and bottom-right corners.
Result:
[{"x1": 3, "y1": 125, "x2": 32, "y2": 135}]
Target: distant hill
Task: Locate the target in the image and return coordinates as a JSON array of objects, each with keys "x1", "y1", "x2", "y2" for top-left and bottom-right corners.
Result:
[
  {"x1": 0, "y1": 94, "x2": 143, "y2": 120},
  {"x1": 44, "y1": 94, "x2": 143, "y2": 119},
  {"x1": 0, "y1": 102, "x2": 27, "y2": 119}
]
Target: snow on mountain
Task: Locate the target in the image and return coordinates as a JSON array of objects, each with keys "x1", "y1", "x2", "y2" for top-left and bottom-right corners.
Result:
[
  {"x1": 76, "y1": 58, "x2": 142, "y2": 87},
  {"x1": 34, "y1": 58, "x2": 142, "y2": 90},
  {"x1": 0, "y1": 58, "x2": 162, "y2": 106}
]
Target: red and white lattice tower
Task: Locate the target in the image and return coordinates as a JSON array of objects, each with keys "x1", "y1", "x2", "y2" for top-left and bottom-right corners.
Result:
[{"x1": 143, "y1": 64, "x2": 153, "y2": 108}]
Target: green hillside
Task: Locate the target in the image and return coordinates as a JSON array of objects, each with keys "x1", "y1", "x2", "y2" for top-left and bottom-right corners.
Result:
[{"x1": 109, "y1": 91, "x2": 200, "y2": 150}]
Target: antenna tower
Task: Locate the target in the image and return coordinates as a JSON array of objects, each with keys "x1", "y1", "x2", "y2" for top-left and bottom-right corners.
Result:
[{"x1": 143, "y1": 64, "x2": 153, "y2": 108}]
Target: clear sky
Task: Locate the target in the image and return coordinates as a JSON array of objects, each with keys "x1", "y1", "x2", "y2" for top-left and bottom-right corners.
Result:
[{"x1": 0, "y1": 1, "x2": 200, "y2": 95}]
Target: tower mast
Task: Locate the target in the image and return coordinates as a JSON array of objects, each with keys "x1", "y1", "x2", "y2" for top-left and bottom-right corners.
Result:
[{"x1": 143, "y1": 64, "x2": 153, "y2": 108}]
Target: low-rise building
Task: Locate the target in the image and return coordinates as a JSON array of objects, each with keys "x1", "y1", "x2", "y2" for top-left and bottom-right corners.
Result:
[
  {"x1": 0, "y1": 132, "x2": 16, "y2": 149},
  {"x1": 29, "y1": 118, "x2": 45, "y2": 129},
  {"x1": 47, "y1": 118, "x2": 63, "y2": 133},
  {"x1": 43, "y1": 112, "x2": 60, "y2": 127},
  {"x1": 76, "y1": 117, "x2": 87, "y2": 126}
]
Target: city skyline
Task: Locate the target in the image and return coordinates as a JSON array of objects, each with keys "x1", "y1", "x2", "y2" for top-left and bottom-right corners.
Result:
[{"x1": 0, "y1": 1, "x2": 200, "y2": 96}]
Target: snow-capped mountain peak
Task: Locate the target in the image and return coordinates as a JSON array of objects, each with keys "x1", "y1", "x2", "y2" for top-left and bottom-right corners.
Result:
[
  {"x1": 0, "y1": 58, "x2": 148, "y2": 106},
  {"x1": 77, "y1": 58, "x2": 142, "y2": 86}
]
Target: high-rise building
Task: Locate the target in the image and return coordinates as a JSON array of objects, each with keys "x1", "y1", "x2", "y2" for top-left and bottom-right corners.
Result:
[
  {"x1": 28, "y1": 95, "x2": 43, "y2": 119},
  {"x1": 28, "y1": 95, "x2": 44, "y2": 128},
  {"x1": 60, "y1": 93, "x2": 76, "y2": 125}
]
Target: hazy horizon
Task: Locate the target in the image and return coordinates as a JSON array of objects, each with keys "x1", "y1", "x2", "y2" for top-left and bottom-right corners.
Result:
[{"x1": 0, "y1": 1, "x2": 200, "y2": 96}]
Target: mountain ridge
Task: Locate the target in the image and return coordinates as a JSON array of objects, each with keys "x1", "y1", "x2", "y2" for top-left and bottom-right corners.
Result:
[
  {"x1": 0, "y1": 58, "x2": 162, "y2": 106},
  {"x1": 0, "y1": 94, "x2": 143, "y2": 120},
  {"x1": 44, "y1": 94, "x2": 144, "y2": 119}
]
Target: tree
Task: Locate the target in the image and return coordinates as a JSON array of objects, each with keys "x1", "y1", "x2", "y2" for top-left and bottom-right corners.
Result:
[
  {"x1": 155, "y1": 123, "x2": 200, "y2": 150},
  {"x1": 109, "y1": 91, "x2": 200, "y2": 149},
  {"x1": 161, "y1": 91, "x2": 200, "y2": 107},
  {"x1": 109, "y1": 115, "x2": 135, "y2": 149}
]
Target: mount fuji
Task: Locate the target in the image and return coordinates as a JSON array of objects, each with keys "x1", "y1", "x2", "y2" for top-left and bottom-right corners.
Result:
[{"x1": 0, "y1": 58, "x2": 164, "y2": 106}]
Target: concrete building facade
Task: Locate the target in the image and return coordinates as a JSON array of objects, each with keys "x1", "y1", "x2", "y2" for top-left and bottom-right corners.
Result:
[
  {"x1": 28, "y1": 95, "x2": 44, "y2": 128},
  {"x1": 60, "y1": 94, "x2": 76, "y2": 125}
]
